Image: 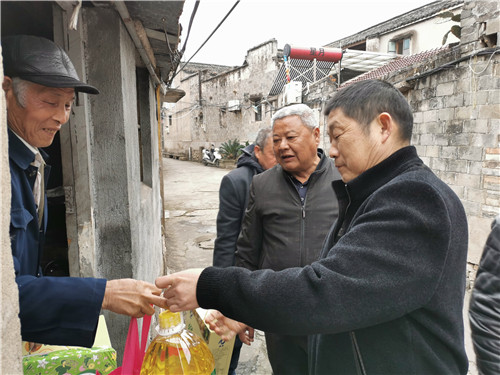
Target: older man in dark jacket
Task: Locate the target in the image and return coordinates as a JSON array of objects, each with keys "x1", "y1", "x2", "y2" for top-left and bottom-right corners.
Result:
[
  {"x1": 213, "y1": 127, "x2": 276, "y2": 374},
  {"x1": 158, "y1": 80, "x2": 469, "y2": 375},
  {"x1": 235, "y1": 104, "x2": 340, "y2": 375}
]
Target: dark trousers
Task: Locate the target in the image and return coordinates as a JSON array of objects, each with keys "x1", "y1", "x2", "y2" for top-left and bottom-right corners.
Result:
[
  {"x1": 228, "y1": 335, "x2": 243, "y2": 375},
  {"x1": 265, "y1": 332, "x2": 308, "y2": 375}
]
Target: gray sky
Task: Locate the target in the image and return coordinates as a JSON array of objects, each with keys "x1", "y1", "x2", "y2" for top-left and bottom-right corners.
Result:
[{"x1": 178, "y1": 0, "x2": 435, "y2": 66}]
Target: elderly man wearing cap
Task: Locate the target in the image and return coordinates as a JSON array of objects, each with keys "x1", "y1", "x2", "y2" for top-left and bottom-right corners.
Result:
[{"x1": 2, "y1": 35, "x2": 165, "y2": 347}]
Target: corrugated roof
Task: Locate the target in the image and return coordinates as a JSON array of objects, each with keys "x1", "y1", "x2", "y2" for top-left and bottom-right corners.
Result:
[
  {"x1": 341, "y1": 46, "x2": 450, "y2": 87},
  {"x1": 268, "y1": 50, "x2": 399, "y2": 96}
]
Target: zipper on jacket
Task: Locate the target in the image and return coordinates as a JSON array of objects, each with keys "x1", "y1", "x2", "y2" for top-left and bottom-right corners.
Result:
[{"x1": 350, "y1": 331, "x2": 367, "y2": 375}]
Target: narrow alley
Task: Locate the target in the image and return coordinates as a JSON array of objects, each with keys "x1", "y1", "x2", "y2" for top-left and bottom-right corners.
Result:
[{"x1": 162, "y1": 157, "x2": 273, "y2": 374}]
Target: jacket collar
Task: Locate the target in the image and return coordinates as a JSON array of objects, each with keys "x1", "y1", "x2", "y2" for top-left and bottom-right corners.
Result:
[
  {"x1": 333, "y1": 146, "x2": 421, "y2": 203},
  {"x1": 277, "y1": 148, "x2": 328, "y2": 177},
  {"x1": 8, "y1": 128, "x2": 48, "y2": 170}
]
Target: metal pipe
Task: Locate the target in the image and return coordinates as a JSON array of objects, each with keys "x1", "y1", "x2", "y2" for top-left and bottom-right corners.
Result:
[{"x1": 114, "y1": 1, "x2": 167, "y2": 94}]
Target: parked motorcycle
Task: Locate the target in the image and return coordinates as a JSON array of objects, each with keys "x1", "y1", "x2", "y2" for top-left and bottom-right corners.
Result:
[{"x1": 202, "y1": 147, "x2": 222, "y2": 167}]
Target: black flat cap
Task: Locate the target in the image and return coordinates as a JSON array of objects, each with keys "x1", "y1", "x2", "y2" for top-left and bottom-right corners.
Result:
[{"x1": 2, "y1": 35, "x2": 99, "y2": 94}]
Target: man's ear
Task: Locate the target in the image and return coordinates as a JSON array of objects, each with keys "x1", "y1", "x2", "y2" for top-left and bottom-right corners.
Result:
[
  {"x1": 313, "y1": 127, "x2": 320, "y2": 146},
  {"x1": 254, "y1": 145, "x2": 262, "y2": 160},
  {"x1": 377, "y1": 112, "x2": 394, "y2": 143},
  {"x1": 2, "y1": 76, "x2": 13, "y2": 93}
]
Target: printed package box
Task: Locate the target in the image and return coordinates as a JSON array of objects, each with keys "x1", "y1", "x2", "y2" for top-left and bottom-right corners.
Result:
[
  {"x1": 184, "y1": 308, "x2": 235, "y2": 375},
  {"x1": 22, "y1": 315, "x2": 117, "y2": 375}
]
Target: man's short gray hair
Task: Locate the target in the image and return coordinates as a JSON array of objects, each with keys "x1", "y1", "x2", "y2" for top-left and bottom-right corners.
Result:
[
  {"x1": 11, "y1": 77, "x2": 32, "y2": 108},
  {"x1": 271, "y1": 103, "x2": 317, "y2": 130},
  {"x1": 255, "y1": 127, "x2": 272, "y2": 149}
]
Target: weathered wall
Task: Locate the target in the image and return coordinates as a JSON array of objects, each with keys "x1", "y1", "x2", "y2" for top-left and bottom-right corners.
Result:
[
  {"x1": 0, "y1": 45, "x2": 23, "y2": 374},
  {"x1": 85, "y1": 7, "x2": 164, "y2": 359},
  {"x1": 165, "y1": 40, "x2": 280, "y2": 159},
  {"x1": 305, "y1": 0, "x2": 500, "y2": 280}
]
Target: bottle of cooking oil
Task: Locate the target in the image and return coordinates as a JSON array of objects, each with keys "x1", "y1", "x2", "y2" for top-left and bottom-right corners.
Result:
[{"x1": 140, "y1": 309, "x2": 215, "y2": 375}]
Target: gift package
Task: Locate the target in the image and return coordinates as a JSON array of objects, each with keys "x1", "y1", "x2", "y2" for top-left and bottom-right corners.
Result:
[
  {"x1": 22, "y1": 315, "x2": 117, "y2": 375},
  {"x1": 184, "y1": 308, "x2": 235, "y2": 375}
]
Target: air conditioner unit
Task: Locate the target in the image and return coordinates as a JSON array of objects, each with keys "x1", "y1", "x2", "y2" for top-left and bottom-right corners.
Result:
[
  {"x1": 282, "y1": 81, "x2": 302, "y2": 106},
  {"x1": 227, "y1": 99, "x2": 241, "y2": 111}
]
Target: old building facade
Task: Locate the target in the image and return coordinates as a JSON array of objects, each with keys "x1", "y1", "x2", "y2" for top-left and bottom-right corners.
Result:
[{"x1": 164, "y1": 39, "x2": 281, "y2": 159}]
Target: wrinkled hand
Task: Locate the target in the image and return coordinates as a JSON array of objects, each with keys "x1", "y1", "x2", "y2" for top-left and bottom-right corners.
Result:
[
  {"x1": 101, "y1": 279, "x2": 166, "y2": 317},
  {"x1": 205, "y1": 310, "x2": 254, "y2": 345},
  {"x1": 155, "y1": 269, "x2": 204, "y2": 312}
]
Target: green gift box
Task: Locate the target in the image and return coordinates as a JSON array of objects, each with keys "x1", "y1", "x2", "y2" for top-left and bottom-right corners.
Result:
[
  {"x1": 22, "y1": 346, "x2": 116, "y2": 374},
  {"x1": 22, "y1": 316, "x2": 117, "y2": 375}
]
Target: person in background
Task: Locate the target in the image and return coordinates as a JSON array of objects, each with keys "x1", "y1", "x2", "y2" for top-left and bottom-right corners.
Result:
[
  {"x1": 469, "y1": 214, "x2": 500, "y2": 375},
  {"x1": 156, "y1": 79, "x2": 469, "y2": 375},
  {"x1": 2, "y1": 34, "x2": 164, "y2": 347},
  {"x1": 213, "y1": 127, "x2": 276, "y2": 374}
]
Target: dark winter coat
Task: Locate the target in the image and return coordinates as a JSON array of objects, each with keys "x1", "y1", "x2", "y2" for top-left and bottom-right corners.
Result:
[
  {"x1": 9, "y1": 129, "x2": 105, "y2": 347},
  {"x1": 196, "y1": 146, "x2": 469, "y2": 375},
  {"x1": 213, "y1": 144, "x2": 264, "y2": 267},
  {"x1": 235, "y1": 149, "x2": 340, "y2": 271},
  {"x1": 469, "y1": 215, "x2": 500, "y2": 375}
]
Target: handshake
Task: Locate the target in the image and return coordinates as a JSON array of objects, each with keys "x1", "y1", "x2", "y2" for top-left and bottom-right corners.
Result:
[{"x1": 107, "y1": 268, "x2": 254, "y2": 345}]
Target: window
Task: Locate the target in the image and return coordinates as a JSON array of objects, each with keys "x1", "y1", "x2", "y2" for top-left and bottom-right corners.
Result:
[
  {"x1": 388, "y1": 37, "x2": 411, "y2": 55},
  {"x1": 136, "y1": 68, "x2": 152, "y2": 187},
  {"x1": 251, "y1": 99, "x2": 262, "y2": 122}
]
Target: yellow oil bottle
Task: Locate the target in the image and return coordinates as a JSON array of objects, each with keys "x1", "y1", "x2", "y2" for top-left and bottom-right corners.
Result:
[{"x1": 140, "y1": 309, "x2": 215, "y2": 374}]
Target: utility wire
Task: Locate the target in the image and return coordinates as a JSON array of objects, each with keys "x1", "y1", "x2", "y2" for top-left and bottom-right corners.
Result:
[{"x1": 173, "y1": 0, "x2": 240, "y2": 80}]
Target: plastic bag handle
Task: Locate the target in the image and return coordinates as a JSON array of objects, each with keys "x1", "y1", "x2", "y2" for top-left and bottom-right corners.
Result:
[{"x1": 114, "y1": 314, "x2": 153, "y2": 374}]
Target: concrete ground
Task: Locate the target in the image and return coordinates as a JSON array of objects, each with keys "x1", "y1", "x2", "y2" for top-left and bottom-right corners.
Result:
[
  {"x1": 162, "y1": 157, "x2": 272, "y2": 375},
  {"x1": 162, "y1": 157, "x2": 478, "y2": 375}
]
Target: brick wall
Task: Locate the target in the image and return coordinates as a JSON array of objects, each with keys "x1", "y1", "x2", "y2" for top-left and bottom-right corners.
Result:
[{"x1": 304, "y1": 0, "x2": 499, "y2": 284}]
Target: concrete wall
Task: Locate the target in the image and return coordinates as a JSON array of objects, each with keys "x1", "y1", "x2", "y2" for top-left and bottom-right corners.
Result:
[
  {"x1": 305, "y1": 0, "x2": 500, "y2": 282},
  {"x1": 165, "y1": 40, "x2": 280, "y2": 159},
  {"x1": 84, "y1": 7, "x2": 164, "y2": 358},
  {"x1": 0, "y1": 45, "x2": 23, "y2": 374}
]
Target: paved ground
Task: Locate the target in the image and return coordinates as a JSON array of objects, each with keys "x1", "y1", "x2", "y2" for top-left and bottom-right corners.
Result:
[
  {"x1": 161, "y1": 157, "x2": 478, "y2": 375},
  {"x1": 162, "y1": 157, "x2": 273, "y2": 375}
]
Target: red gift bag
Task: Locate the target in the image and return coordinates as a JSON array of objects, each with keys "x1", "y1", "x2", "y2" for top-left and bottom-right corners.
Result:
[{"x1": 110, "y1": 315, "x2": 152, "y2": 375}]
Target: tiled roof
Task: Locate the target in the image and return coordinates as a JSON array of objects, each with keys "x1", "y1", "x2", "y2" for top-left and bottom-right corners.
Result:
[
  {"x1": 341, "y1": 46, "x2": 450, "y2": 87},
  {"x1": 326, "y1": 0, "x2": 463, "y2": 49}
]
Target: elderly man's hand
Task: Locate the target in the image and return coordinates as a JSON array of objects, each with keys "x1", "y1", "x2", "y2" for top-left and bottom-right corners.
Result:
[
  {"x1": 101, "y1": 279, "x2": 166, "y2": 317},
  {"x1": 205, "y1": 310, "x2": 255, "y2": 345},
  {"x1": 155, "y1": 268, "x2": 204, "y2": 312}
]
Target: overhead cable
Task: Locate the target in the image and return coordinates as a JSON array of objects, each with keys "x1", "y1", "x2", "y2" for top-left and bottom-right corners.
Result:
[{"x1": 173, "y1": 0, "x2": 241, "y2": 80}]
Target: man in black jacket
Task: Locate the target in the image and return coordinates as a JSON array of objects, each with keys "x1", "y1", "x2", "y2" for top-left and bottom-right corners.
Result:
[
  {"x1": 213, "y1": 127, "x2": 276, "y2": 374},
  {"x1": 157, "y1": 80, "x2": 469, "y2": 375},
  {"x1": 469, "y1": 215, "x2": 500, "y2": 375}
]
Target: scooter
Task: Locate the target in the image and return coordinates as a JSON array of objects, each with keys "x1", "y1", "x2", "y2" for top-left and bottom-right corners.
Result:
[{"x1": 202, "y1": 147, "x2": 222, "y2": 167}]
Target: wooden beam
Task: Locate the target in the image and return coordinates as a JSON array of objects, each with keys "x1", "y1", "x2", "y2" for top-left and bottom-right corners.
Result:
[
  {"x1": 134, "y1": 20, "x2": 157, "y2": 68},
  {"x1": 145, "y1": 27, "x2": 178, "y2": 45}
]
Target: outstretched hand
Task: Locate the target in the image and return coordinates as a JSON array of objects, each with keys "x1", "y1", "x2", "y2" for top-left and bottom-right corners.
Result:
[
  {"x1": 101, "y1": 279, "x2": 166, "y2": 317},
  {"x1": 155, "y1": 268, "x2": 204, "y2": 312},
  {"x1": 205, "y1": 310, "x2": 254, "y2": 345}
]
